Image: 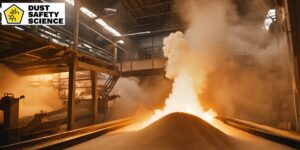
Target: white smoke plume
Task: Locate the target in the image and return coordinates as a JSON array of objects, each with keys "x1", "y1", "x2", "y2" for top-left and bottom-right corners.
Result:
[
  {"x1": 162, "y1": 0, "x2": 292, "y2": 126},
  {"x1": 111, "y1": 77, "x2": 172, "y2": 119}
]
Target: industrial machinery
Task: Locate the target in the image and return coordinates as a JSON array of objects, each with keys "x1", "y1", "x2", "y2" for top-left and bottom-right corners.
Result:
[
  {"x1": 0, "y1": 92, "x2": 121, "y2": 146},
  {"x1": 0, "y1": 93, "x2": 25, "y2": 145},
  {"x1": 99, "y1": 94, "x2": 120, "y2": 120}
]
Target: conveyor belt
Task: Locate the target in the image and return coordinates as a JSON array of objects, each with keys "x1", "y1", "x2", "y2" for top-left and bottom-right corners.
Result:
[
  {"x1": 1, "y1": 116, "x2": 299, "y2": 150},
  {"x1": 217, "y1": 117, "x2": 300, "y2": 149},
  {"x1": 0, "y1": 118, "x2": 135, "y2": 150}
]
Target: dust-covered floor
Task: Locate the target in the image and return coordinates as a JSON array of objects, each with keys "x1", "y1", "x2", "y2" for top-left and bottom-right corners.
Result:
[{"x1": 68, "y1": 113, "x2": 294, "y2": 150}]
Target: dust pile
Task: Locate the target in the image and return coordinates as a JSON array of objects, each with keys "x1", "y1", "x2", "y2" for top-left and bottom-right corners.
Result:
[
  {"x1": 0, "y1": 64, "x2": 62, "y2": 122},
  {"x1": 71, "y1": 113, "x2": 236, "y2": 150},
  {"x1": 70, "y1": 113, "x2": 291, "y2": 150}
]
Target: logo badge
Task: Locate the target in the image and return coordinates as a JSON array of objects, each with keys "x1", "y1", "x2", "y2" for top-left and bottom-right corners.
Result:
[
  {"x1": 1, "y1": 3, "x2": 65, "y2": 25},
  {"x1": 4, "y1": 4, "x2": 24, "y2": 24}
]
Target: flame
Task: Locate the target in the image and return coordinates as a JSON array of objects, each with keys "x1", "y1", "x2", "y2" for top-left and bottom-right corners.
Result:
[{"x1": 142, "y1": 72, "x2": 217, "y2": 128}]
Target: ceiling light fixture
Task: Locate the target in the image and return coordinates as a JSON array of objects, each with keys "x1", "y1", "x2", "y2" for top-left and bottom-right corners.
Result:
[{"x1": 117, "y1": 40, "x2": 125, "y2": 44}]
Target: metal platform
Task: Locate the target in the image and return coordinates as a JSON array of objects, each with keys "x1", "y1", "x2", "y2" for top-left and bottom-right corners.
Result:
[
  {"x1": 0, "y1": 26, "x2": 119, "y2": 76},
  {"x1": 119, "y1": 58, "x2": 166, "y2": 77}
]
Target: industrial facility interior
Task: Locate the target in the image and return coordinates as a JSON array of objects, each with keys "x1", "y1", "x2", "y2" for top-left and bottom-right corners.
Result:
[{"x1": 0, "y1": 0, "x2": 300, "y2": 149}]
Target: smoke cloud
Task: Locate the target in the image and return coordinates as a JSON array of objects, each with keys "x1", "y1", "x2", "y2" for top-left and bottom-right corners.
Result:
[
  {"x1": 0, "y1": 64, "x2": 63, "y2": 122},
  {"x1": 163, "y1": 0, "x2": 292, "y2": 126},
  {"x1": 111, "y1": 76, "x2": 172, "y2": 119}
]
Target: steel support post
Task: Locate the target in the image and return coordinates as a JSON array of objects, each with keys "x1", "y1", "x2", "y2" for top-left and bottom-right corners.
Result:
[
  {"x1": 67, "y1": 0, "x2": 80, "y2": 131},
  {"x1": 114, "y1": 39, "x2": 118, "y2": 63},
  {"x1": 73, "y1": 0, "x2": 80, "y2": 51},
  {"x1": 67, "y1": 56, "x2": 77, "y2": 131},
  {"x1": 285, "y1": 0, "x2": 300, "y2": 131},
  {"x1": 91, "y1": 71, "x2": 99, "y2": 124}
]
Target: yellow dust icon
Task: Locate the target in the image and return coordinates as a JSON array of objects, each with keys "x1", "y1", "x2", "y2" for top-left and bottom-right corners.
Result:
[{"x1": 4, "y1": 4, "x2": 24, "y2": 24}]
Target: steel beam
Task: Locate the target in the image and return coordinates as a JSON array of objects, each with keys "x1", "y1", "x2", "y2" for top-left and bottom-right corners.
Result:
[
  {"x1": 67, "y1": 0, "x2": 80, "y2": 131},
  {"x1": 78, "y1": 61, "x2": 120, "y2": 77},
  {"x1": 79, "y1": 22, "x2": 128, "y2": 54},
  {"x1": 0, "y1": 26, "x2": 48, "y2": 44},
  {"x1": 114, "y1": 40, "x2": 118, "y2": 63},
  {"x1": 55, "y1": 26, "x2": 114, "y2": 57},
  {"x1": 73, "y1": 0, "x2": 80, "y2": 51},
  {"x1": 0, "y1": 35, "x2": 23, "y2": 43},
  {"x1": 113, "y1": 11, "x2": 175, "y2": 26},
  {"x1": 91, "y1": 71, "x2": 99, "y2": 124},
  {"x1": 121, "y1": 68, "x2": 165, "y2": 77},
  {"x1": 16, "y1": 66, "x2": 69, "y2": 76},
  {"x1": 0, "y1": 28, "x2": 23, "y2": 39},
  {"x1": 285, "y1": 0, "x2": 300, "y2": 132},
  {"x1": 67, "y1": 56, "x2": 77, "y2": 131},
  {"x1": 14, "y1": 57, "x2": 65, "y2": 69},
  {"x1": 0, "y1": 45, "x2": 55, "y2": 60},
  {"x1": 123, "y1": 1, "x2": 172, "y2": 14}
]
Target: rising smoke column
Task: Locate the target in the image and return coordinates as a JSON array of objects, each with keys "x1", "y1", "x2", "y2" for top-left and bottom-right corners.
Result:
[
  {"x1": 145, "y1": 0, "x2": 291, "y2": 127},
  {"x1": 185, "y1": 0, "x2": 291, "y2": 125}
]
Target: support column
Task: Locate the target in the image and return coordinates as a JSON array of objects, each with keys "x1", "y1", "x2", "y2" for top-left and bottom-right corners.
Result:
[
  {"x1": 114, "y1": 40, "x2": 118, "y2": 63},
  {"x1": 67, "y1": 56, "x2": 77, "y2": 131},
  {"x1": 91, "y1": 71, "x2": 99, "y2": 124},
  {"x1": 285, "y1": 0, "x2": 300, "y2": 131},
  {"x1": 73, "y1": 0, "x2": 80, "y2": 51},
  {"x1": 67, "y1": 0, "x2": 80, "y2": 131}
]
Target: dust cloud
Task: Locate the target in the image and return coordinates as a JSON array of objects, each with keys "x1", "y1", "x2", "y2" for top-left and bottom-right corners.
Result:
[
  {"x1": 165, "y1": 0, "x2": 292, "y2": 126},
  {"x1": 0, "y1": 64, "x2": 62, "y2": 122},
  {"x1": 111, "y1": 0, "x2": 292, "y2": 127},
  {"x1": 110, "y1": 76, "x2": 172, "y2": 119}
]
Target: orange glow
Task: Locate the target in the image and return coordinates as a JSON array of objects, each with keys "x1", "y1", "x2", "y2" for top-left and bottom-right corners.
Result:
[
  {"x1": 142, "y1": 72, "x2": 217, "y2": 128},
  {"x1": 30, "y1": 74, "x2": 54, "y2": 85}
]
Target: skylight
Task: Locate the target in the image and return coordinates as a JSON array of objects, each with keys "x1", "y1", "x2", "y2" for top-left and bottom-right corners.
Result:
[
  {"x1": 65, "y1": 0, "x2": 124, "y2": 42},
  {"x1": 95, "y1": 18, "x2": 121, "y2": 37},
  {"x1": 80, "y1": 7, "x2": 97, "y2": 19},
  {"x1": 66, "y1": 0, "x2": 74, "y2": 6},
  {"x1": 264, "y1": 9, "x2": 276, "y2": 30}
]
